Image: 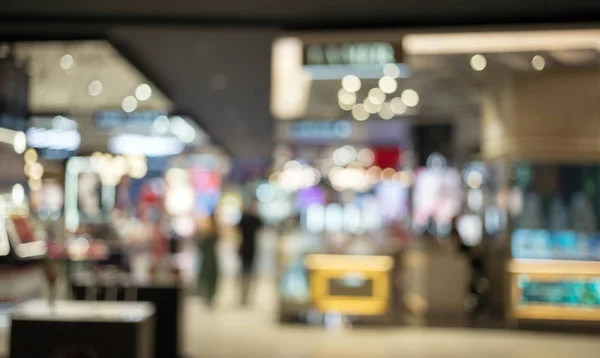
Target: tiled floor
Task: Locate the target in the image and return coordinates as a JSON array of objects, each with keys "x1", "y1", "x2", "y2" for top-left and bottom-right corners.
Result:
[{"x1": 182, "y1": 276, "x2": 600, "y2": 358}]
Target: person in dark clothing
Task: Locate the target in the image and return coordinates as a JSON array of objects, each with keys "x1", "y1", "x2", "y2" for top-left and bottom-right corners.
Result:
[
  {"x1": 237, "y1": 202, "x2": 263, "y2": 306},
  {"x1": 196, "y1": 215, "x2": 219, "y2": 307},
  {"x1": 452, "y1": 218, "x2": 487, "y2": 316}
]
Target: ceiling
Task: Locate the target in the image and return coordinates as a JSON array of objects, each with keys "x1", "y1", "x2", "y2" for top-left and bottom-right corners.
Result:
[
  {"x1": 1, "y1": 0, "x2": 600, "y2": 28},
  {"x1": 107, "y1": 27, "x2": 276, "y2": 159},
  {"x1": 1, "y1": 2, "x2": 600, "y2": 158},
  {"x1": 13, "y1": 41, "x2": 172, "y2": 114},
  {"x1": 305, "y1": 49, "x2": 600, "y2": 121}
]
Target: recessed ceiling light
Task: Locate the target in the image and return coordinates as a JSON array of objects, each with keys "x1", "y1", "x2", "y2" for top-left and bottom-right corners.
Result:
[
  {"x1": 88, "y1": 80, "x2": 103, "y2": 96},
  {"x1": 351, "y1": 104, "x2": 369, "y2": 121},
  {"x1": 390, "y1": 97, "x2": 407, "y2": 114},
  {"x1": 531, "y1": 55, "x2": 546, "y2": 71},
  {"x1": 470, "y1": 54, "x2": 487, "y2": 71},
  {"x1": 341, "y1": 75, "x2": 361, "y2": 93},
  {"x1": 378, "y1": 76, "x2": 398, "y2": 94},
  {"x1": 122, "y1": 96, "x2": 138, "y2": 113},
  {"x1": 338, "y1": 89, "x2": 356, "y2": 106},
  {"x1": 401, "y1": 89, "x2": 420, "y2": 107},
  {"x1": 60, "y1": 54, "x2": 74, "y2": 70},
  {"x1": 368, "y1": 88, "x2": 386, "y2": 105},
  {"x1": 379, "y1": 103, "x2": 394, "y2": 120},
  {"x1": 363, "y1": 98, "x2": 381, "y2": 114},
  {"x1": 135, "y1": 84, "x2": 152, "y2": 101}
]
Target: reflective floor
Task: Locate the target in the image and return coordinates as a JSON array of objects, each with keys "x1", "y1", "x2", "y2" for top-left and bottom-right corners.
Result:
[
  {"x1": 183, "y1": 276, "x2": 600, "y2": 358},
  {"x1": 1, "y1": 275, "x2": 599, "y2": 357}
]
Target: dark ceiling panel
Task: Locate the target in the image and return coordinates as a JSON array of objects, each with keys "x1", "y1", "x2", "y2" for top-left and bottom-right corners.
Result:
[
  {"x1": 1, "y1": 0, "x2": 600, "y2": 28},
  {"x1": 108, "y1": 27, "x2": 276, "y2": 159}
]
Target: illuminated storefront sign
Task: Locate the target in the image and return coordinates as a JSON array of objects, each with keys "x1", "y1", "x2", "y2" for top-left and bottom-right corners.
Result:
[
  {"x1": 27, "y1": 128, "x2": 81, "y2": 151},
  {"x1": 290, "y1": 120, "x2": 352, "y2": 141},
  {"x1": 303, "y1": 42, "x2": 402, "y2": 66},
  {"x1": 279, "y1": 120, "x2": 411, "y2": 147},
  {"x1": 26, "y1": 127, "x2": 81, "y2": 159},
  {"x1": 95, "y1": 111, "x2": 166, "y2": 129},
  {"x1": 108, "y1": 134, "x2": 185, "y2": 157}
]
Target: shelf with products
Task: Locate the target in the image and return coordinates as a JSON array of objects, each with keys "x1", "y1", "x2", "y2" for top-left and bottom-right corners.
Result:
[{"x1": 507, "y1": 162, "x2": 600, "y2": 322}]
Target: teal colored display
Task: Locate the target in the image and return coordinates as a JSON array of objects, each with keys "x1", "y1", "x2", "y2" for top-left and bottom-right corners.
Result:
[{"x1": 519, "y1": 279, "x2": 600, "y2": 307}]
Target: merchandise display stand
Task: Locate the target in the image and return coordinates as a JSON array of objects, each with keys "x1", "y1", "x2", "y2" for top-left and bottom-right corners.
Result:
[
  {"x1": 304, "y1": 253, "x2": 398, "y2": 323},
  {"x1": 507, "y1": 259, "x2": 600, "y2": 323},
  {"x1": 72, "y1": 280, "x2": 183, "y2": 358},
  {"x1": 10, "y1": 299, "x2": 155, "y2": 358}
]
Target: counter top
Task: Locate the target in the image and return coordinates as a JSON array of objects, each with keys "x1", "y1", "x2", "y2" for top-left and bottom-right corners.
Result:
[
  {"x1": 507, "y1": 259, "x2": 600, "y2": 275},
  {"x1": 11, "y1": 299, "x2": 154, "y2": 322}
]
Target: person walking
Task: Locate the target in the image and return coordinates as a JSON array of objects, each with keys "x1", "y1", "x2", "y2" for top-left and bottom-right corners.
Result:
[
  {"x1": 197, "y1": 215, "x2": 220, "y2": 307},
  {"x1": 237, "y1": 201, "x2": 263, "y2": 306}
]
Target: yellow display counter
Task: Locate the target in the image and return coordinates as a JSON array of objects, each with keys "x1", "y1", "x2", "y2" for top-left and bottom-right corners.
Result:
[
  {"x1": 507, "y1": 259, "x2": 600, "y2": 322},
  {"x1": 304, "y1": 254, "x2": 395, "y2": 316}
]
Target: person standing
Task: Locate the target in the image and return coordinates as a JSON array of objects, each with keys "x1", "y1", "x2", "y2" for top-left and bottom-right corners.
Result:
[
  {"x1": 237, "y1": 201, "x2": 263, "y2": 306},
  {"x1": 196, "y1": 215, "x2": 220, "y2": 307}
]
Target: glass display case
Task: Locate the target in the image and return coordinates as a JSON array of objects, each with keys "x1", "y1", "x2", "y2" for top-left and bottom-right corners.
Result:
[{"x1": 507, "y1": 163, "x2": 600, "y2": 322}]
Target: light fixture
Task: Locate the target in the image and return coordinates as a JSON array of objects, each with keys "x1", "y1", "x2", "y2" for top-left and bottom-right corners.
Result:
[
  {"x1": 339, "y1": 100, "x2": 353, "y2": 111},
  {"x1": 28, "y1": 179, "x2": 42, "y2": 192},
  {"x1": 256, "y1": 183, "x2": 276, "y2": 203},
  {"x1": 332, "y1": 145, "x2": 357, "y2": 166},
  {"x1": 152, "y1": 115, "x2": 170, "y2": 134},
  {"x1": 368, "y1": 88, "x2": 386, "y2": 105},
  {"x1": 363, "y1": 98, "x2": 382, "y2": 114},
  {"x1": 88, "y1": 80, "x2": 103, "y2": 96},
  {"x1": 170, "y1": 116, "x2": 196, "y2": 143},
  {"x1": 29, "y1": 162, "x2": 44, "y2": 180},
  {"x1": 378, "y1": 76, "x2": 398, "y2": 94},
  {"x1": 357, "y1": 149, "x2": 375, "y2": 167},
  {"x1": 128, "y1": 157, "x2": 148, "y2": 179},
  {"x1": 338, "y1": 89, "x2": 357, "y2": 107},
  {"x1": 109, "y1": 134, "x2": 185, "y2": 157},
  {"x1": 390, "y1": 97, "x2": 407, "y2": 114},
  {"x1": 122, "y1": 96, "x2": 138, "y2": 113},
  {"x1": 13, "y1": 131, "x2": 26, "y2": 154},
  {"x1": 341, "y1": 75, "x2": 361, "y2": 93},
  {"x1": 470, "y1": 54, "x2": 487, "y2": 71},
  {"x1": 60, "y1": 54, "x2": 74, "y2": 70},
  {"x1": 383, "y1": 63, "x2": 401, "y2": 78},
  {"x1": 11, "y1": 184, "x2": 24, "y2": 207},
  {"x1": 401, "y1": 89, "x2": 420, "y2": 107},
  {"x1": 24, "y1": 149, "x2": 38, "y2": 164},
  {"x1": 531, "y1": 55, "x2": 546, "y2": 71},
  {"x1": 466, "y1": 171, "x2": 483, "y2": 189},
  {"x1": 135, "y1": 84, "x2": 152, "y2": 101},
  {"x1": 379, "y1": 102, "x2": 394, "y2": 120},
  {"x1": 351, "y1": 104, "x2": 369, "y2": 121}
]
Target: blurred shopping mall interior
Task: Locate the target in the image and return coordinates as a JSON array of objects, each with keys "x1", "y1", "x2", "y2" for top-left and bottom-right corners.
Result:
[{"x1": 1, "y1": 2, "x2": 600, "y2": 357}]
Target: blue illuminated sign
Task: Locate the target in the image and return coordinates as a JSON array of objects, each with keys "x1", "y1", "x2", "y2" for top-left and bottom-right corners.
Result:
[
  {"x1": 95, "y1": 111, "x2": 166, "y2": 129},
  {"x1": 290, "y1": 120, "x2": 352, "y2": 141}
]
